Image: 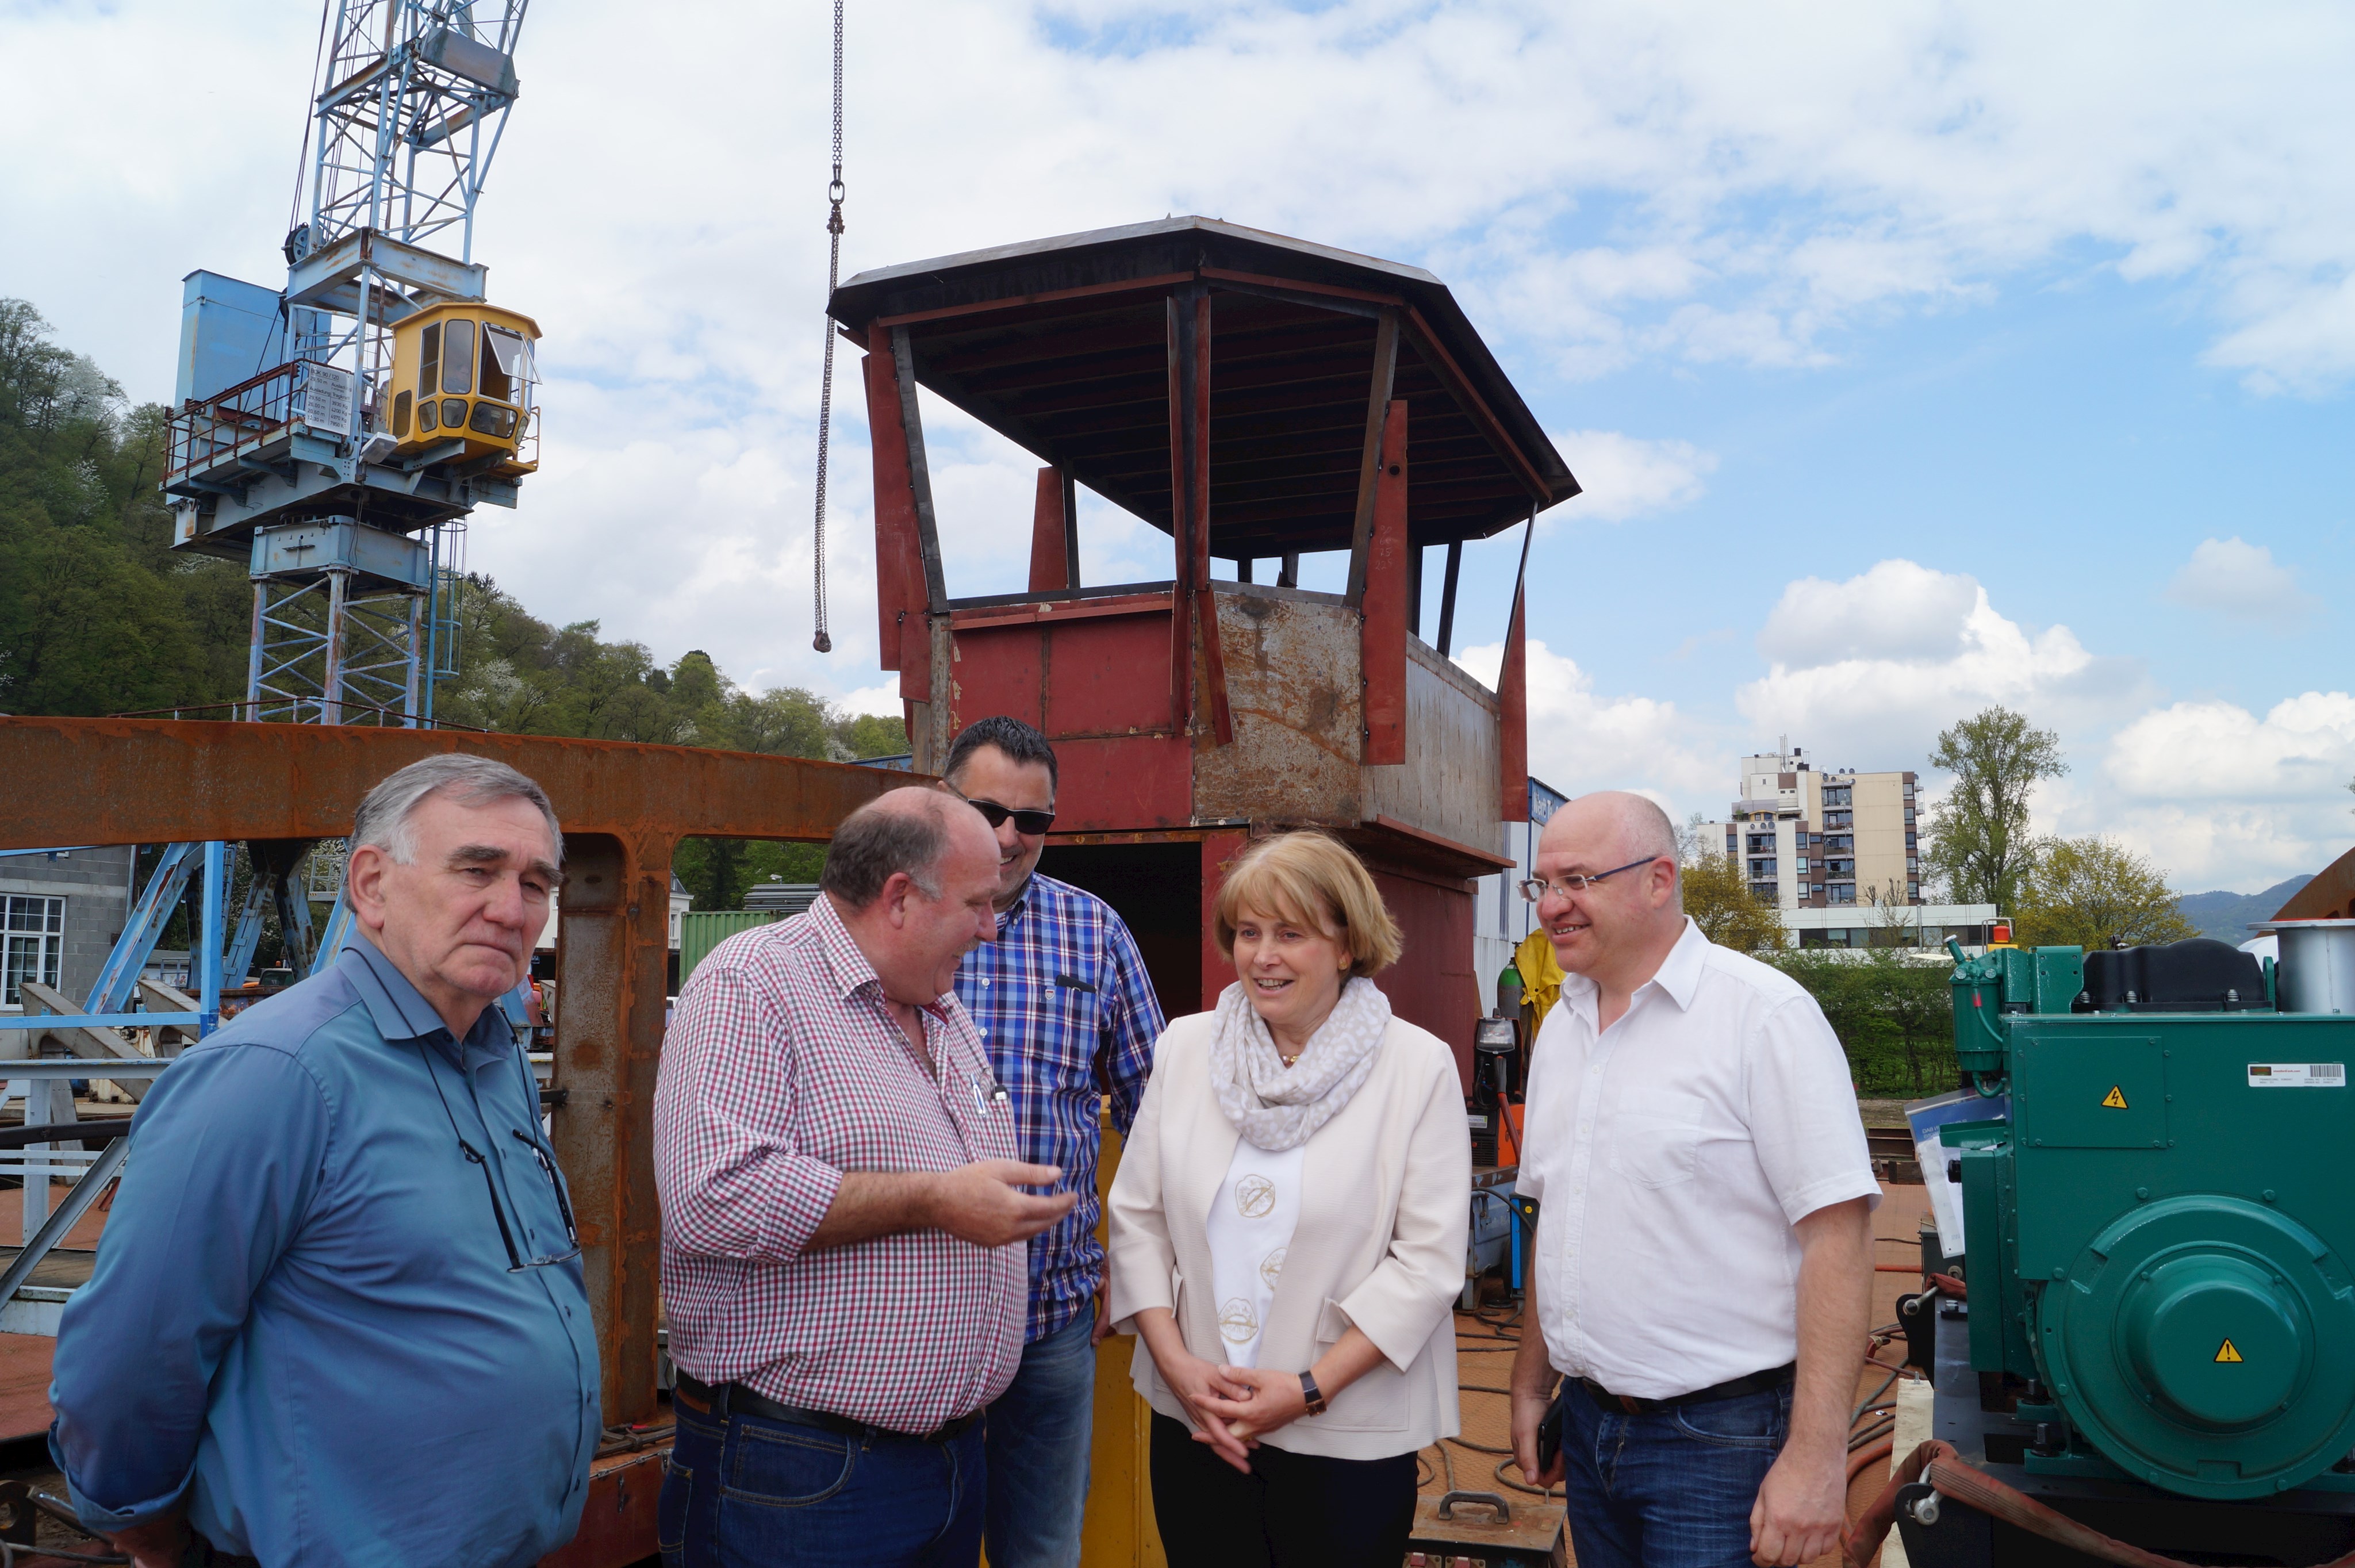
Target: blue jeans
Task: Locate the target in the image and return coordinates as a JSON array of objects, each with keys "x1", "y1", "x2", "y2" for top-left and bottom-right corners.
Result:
[
  {"x1": 658, "y1": 1397, "x2": 984, "y2": 1568},
  {"x1": 984, "y1": 1307, "x2": 1097, "y2": 1568},
  {"x1": 1555, "y1": 1377, "x2": 1792, "y2": 1568}
]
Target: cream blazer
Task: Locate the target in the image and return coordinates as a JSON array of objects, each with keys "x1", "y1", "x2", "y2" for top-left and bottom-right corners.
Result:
[{"x1": 1105, "y1": 1008, "x2": 1471, "y2": 1460}]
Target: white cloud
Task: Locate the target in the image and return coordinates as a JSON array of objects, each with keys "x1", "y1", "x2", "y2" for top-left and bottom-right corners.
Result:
[
  {"x1": 2162, "y1": 536, "x2": 2318, "y2": 625},
  {"x1": 1757, "y1": 560, "x2": 1981, "y2": 669},
  {"x1": 1456, "y1": 639, "x2": 1724, "y2": 807},
  {"x1": 837, "y1": 683, "x2": 905, "y2": 719},
  {"x1": 2108, "y1": 693, "x2": 2355, "y2": 803},
  {"x1": 1739, "y1": 561, "x2": 2140, "y2": 770},
  {"x1": 1550, "y1": 431, "x2": 1718, "y2": 523}
]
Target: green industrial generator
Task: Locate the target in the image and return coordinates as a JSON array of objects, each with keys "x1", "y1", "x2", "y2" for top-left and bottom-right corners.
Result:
[{"x1": 1900, "y1": 924, "x2": 2355, "y2": 1565}]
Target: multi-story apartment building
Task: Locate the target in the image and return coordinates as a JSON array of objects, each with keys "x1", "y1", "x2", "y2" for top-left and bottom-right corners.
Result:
[{"x1": 1689, "y1": 740, "x2": 1922, "y2": 910}]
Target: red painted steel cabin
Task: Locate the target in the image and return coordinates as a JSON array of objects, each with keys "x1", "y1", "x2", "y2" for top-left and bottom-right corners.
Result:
[{"x1": 829, "y1": 218, "x2": 1581, "y2": 1084}]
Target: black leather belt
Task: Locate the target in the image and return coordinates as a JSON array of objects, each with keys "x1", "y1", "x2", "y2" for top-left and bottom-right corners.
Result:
[
  {"x1": 673, "y1": 1371, "x2": 981, "y2": 1445},
  {"x1": 1578, "y1": 1361, "x2": 1796, "y2": 1417}
]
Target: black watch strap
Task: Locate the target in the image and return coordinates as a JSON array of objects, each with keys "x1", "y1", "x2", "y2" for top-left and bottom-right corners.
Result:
[{"x1": 1299, "y1": 1370, "x2": 1327, "y2": 1416}]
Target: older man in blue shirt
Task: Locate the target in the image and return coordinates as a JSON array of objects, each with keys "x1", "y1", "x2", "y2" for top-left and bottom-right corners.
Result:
[{"x1": 50, "y1": 754, "x2": 598, "y2": 1568}]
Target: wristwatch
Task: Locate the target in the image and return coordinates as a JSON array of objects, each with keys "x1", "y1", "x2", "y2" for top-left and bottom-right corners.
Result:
[{"x1": 1298, "y1": 1370, "x2": 1328, "y2": 1417}]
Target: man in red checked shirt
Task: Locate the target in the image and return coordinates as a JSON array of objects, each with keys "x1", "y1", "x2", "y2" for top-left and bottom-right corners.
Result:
[{"x1": 653, "y1": 788, "x2": 1077, "y2": 1568}]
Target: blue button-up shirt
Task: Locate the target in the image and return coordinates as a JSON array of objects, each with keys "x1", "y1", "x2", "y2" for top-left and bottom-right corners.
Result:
[
  {"x1": 50, "y1": 936, "x2": 598, "y2": 1567},
  {"x1": 953, "y1": 872, "x2": 1164, "y2": 1342}
]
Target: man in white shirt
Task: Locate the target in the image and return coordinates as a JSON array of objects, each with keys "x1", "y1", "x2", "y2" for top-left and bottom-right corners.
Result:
[{"x1": 1508, "y1": 792, "x2": 1875, "y2": 1568}]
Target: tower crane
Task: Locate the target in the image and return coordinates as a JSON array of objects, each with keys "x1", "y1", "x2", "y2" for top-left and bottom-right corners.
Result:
[{"x1": 143, "y1": 0, "x2": 539, "y2": 1018}]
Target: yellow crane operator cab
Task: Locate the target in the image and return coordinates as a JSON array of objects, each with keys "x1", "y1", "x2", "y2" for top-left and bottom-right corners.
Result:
[{"x1": 386, "y1": 301, "x2": 540, "y2": 472}]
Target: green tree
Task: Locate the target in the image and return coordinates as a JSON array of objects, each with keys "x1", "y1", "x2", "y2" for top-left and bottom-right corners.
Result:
[
  {"x1": 1921, "y1": 706, "x2": 2067, "y2": 911},
  {"x1": 0, "y1": 298, "x2": 251, "y2": 716},
  {"x1": 1677, "y1": 835, "x2": 1788, "y2": 954},
  {"x1": 2013, "y1": 835, "x2": 2199, "y2": 950},
  {"x1": 1773, "y1": 947, "x2": 1957, "y2": 1095}
]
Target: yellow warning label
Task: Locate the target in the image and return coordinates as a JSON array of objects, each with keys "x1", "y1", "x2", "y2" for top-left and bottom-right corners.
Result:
[
  {"x1": 2101, "y1": 1086, "x2": 2130, "y2": 1110},
  {"x1": 2216, "y1": 1340, "x2": 2243, "y2": 1364}
]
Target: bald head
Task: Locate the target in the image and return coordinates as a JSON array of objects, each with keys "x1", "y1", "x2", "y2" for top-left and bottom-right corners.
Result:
[
  {"x1": 822, "y1": 786, "x2": 996, "y2": 907},
  {"x1": 823, "y1": 787, "x2": 1001, "y2": 1005},
  {"x1": 1532, "y1": 789, "x2": 1687, "y2": 992},
  {"x1": 1544, "y1": 791, "x2": 1678, "y2": 879}
]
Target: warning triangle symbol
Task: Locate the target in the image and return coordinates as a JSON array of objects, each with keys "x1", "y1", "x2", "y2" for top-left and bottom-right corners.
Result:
[
  {"x1": 2101, "y1": 1086, "x2": 2130, "y2": 1109},
  {"x1": 2216, "y1": 1340, "x2": 2244, "y2": 1364}
]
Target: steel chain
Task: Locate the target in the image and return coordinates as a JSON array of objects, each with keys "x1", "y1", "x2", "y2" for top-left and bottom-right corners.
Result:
[{"x1": 810, "y1": 0, "x2": 846, "y2": 653}]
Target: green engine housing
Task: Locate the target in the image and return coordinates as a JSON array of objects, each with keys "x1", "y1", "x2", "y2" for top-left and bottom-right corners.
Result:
[{"x1": 1944, "y1": 938, "x2": 2355, "y2": 1500}]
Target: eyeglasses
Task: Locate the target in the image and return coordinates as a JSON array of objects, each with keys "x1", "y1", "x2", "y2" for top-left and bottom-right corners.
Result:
[
  {"x1": 421, "y1": 1043, "x2": 582, "y2": 1273},
  {"x1": 1518, "y1": 856, "x2": 1663, "y2": 903},
  {"x1": 946, "y1": 784, "x2": 1055, "y2": 837}
]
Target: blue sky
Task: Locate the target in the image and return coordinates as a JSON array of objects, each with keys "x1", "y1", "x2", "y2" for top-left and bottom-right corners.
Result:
[{"x1": 5, "y1": 0, "x2": 2351, "y2": 892}]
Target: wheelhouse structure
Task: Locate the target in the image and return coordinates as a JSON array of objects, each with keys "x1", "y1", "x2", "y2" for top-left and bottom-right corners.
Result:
[{"x1": 830, "y1": 218, "x2": 1580, "y2": 1079}]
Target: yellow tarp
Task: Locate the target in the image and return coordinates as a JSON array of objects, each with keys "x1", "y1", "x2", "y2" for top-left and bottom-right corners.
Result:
[{"x1": 1514, "y1": 927, "x2": 1565, "y2": 1034}]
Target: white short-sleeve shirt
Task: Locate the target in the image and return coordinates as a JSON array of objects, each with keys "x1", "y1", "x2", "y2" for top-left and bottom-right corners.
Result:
[{"x1": 1518, "y1": 918, "x2": 1880, "y2": 1401}]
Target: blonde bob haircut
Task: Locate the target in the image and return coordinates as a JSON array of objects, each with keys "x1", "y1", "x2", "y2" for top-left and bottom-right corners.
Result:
[{"x1": 1214, "y1": 830, "x2": 1403, "y2": 978}]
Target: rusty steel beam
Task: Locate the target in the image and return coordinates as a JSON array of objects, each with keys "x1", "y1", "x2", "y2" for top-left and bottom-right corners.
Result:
[
  {"x1": 1344, "y1": 310, "x2": 1402, "y2": 607},
  {"x1": 1361, "y1": 400, "x2": 1410, "y2": 767},
  {"x1": 1028, "y1": 467, "x2": 1072, "y2": 593},
  {"x1": 0, "y1": 719, "x2": 894, "y2": 849},
  {"x1": 862, "y1": 346, "x2": 917, "y2": 674},
  {"x1": 1499, "y1": 517, "x2": 1534, "y2": 823},
  {"x1": 0, "y1": 716, "x2": 900, "y2": 1428}
]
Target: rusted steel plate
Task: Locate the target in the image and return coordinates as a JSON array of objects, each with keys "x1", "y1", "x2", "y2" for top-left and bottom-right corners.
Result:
[
  {"x1": 1365, "y1": 641, "x2": 1503, "y2": 855},
  {"x1": 537, "y1": 1446, "x2": 667, "y2": 1568},
  {"x1": 1195, "y1": 588, "x2": 1362, "y2": 826},
  {"x1": 2275, "y1": 845, "x2": 2355, "y2": 922},
  {"x1": 0, "y1": 718, "x2": 896, "y2": 850}
]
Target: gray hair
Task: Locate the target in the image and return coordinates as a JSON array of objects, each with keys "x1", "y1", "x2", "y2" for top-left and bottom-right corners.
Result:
[
  {"x1": 819, "y1": 794, "x2": 952, "y2": 908},
  {"x1": 347, "y1": 754, "x2": 562, "y2": 906}
]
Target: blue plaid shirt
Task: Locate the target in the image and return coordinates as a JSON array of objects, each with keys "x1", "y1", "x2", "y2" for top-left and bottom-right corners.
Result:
[{"x1": 953, "y1": 872, "x2": 1165, "y2": 1343}]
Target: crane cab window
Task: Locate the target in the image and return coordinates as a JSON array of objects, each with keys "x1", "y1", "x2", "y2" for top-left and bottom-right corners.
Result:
[
  {"x1": 420, "y1": 323, "x2": 441, "y2": 396},
  {"x1": 392, "y1": 391, "x2": 412, "y2": 438},
  {"x1": 441, "y1": 319, "x2": 475, "y2": 394},
  {"x1": 481, "y1": 325, "x2": 527, "y2": 403}
]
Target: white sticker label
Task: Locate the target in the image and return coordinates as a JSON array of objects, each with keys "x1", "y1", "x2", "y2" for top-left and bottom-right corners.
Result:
[
  {"x1": 301, "y1": 363, "x2": 354, "y2": 435},
  {"x1": 2248, "y1": 1063, "x2": 2347, "y2": 1088}
]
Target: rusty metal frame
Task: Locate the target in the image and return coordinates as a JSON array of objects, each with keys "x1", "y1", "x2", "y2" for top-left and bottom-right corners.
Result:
[{"x1": 0, "y1": 717, "x2": 900, "y2": 1428}]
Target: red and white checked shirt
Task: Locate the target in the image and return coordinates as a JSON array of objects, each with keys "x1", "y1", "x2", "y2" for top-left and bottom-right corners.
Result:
[{"x1": 653, "y1": 894, "x2": 1025, "y2": 1432}]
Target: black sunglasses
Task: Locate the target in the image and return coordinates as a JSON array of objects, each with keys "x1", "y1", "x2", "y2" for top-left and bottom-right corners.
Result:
[{"x1": 947, "y1": 784, "x2": 1054, "y2": 836}]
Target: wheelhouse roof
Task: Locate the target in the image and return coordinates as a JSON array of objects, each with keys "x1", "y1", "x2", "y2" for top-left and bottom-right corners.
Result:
[{"x1": 828, "y1": 217, "x2": 1579, "y2": 557}]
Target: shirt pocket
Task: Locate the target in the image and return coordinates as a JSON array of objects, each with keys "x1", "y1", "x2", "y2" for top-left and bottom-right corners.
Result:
[
  {"x1": 1053, "y1": 975, "x2": 1102, "y2": 1042},
  {"x1": 1610, "y1": 1107, "x2": 1701, "y2": 1190}
]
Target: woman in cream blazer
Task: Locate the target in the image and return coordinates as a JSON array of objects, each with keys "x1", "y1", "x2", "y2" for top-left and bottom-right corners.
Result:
[{"x1": 1106, "y1": 830, "x2": 1470, "y2": 1568}]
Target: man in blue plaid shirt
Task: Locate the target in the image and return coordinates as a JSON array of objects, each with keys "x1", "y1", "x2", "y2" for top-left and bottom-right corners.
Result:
[{"x1": 943, "y1": 716, "x2": 1165, "y2": 1568}]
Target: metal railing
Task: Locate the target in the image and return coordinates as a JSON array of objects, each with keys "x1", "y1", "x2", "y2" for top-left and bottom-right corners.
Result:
[{"x1": 165, "y1": 359, "x2": 348, "y2": 482}]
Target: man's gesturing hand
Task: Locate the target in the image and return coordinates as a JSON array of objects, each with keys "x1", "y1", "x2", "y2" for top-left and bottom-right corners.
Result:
[{"x1": 926, "y1": 1160, "x2": 1078, "y2": 1247}]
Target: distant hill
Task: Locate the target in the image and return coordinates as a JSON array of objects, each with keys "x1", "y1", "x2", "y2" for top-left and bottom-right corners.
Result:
[{"x1": 2177, "y1": 875, "x2": 2315, "y2": 944}]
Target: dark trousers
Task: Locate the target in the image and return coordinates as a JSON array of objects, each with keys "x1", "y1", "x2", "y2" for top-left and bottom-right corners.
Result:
[
  {"x1": 659, "y1": 1397, "x2": 984, "y2": 1568},
  {"x1": 1555, "y1": 1377, "x2": 1792, "y2": 1568},
  {"x1": 1148, "y1": 1411, "x2": 1417, "y2": 1568}
]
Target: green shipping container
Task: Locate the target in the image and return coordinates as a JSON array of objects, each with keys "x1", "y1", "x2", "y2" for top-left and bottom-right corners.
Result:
[{"x1": 678, "y1": 910, "x2": 779, "y2": 988}]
